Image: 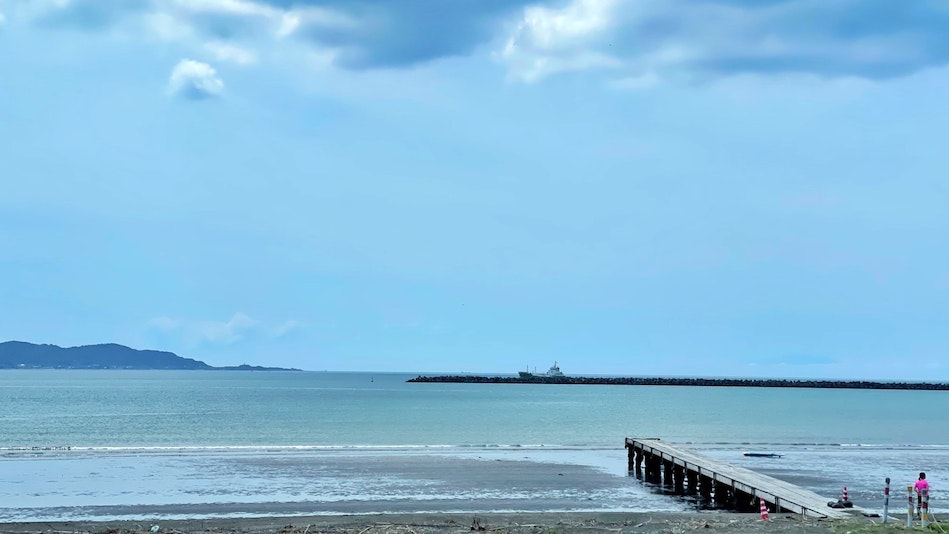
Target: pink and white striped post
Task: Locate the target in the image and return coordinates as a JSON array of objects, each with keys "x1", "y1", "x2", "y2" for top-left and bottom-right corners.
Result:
[
  {"x1": 907, "y1": 485, "x2": 915, "y2": 527},
  {"x1": 883, "y1": 477, "x2": 890, "y2": 523},
  {"x1": 759, "y1": 498, "x2": 769, "y2": 521}
]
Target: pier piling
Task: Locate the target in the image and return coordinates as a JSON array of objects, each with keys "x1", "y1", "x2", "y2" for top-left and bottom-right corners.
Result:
[
  {"x1": 673, "y1": 465, "x2": 685, "y2": 494},
  {"x1": 625, "y1": 438, "x2": 850, "y2": 519},
  {"x1": 685, "y1": 469, "x2": 698, "y2": 495}
]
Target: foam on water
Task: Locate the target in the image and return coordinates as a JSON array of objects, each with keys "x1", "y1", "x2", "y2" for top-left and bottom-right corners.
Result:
[
  {"x1": 0, "y1": 446, "x2": 684, "y2": 522},
  {"x1": 2, "y1": 370, "x2": 948, "y2": 521}
]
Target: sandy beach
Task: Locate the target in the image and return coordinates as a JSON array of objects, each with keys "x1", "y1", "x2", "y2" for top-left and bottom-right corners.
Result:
[{"x1": 0, "y1": 511, "x2": 904, "y2": 534}]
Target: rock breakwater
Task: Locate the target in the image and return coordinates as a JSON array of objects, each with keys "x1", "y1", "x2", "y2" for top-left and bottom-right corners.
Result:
[{"x1": 407, "y1": 375, "x2": 949, "y2": 390}]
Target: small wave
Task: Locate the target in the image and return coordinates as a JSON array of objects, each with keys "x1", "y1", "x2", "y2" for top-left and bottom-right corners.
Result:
[
  {"x1": 676, "y1": 441, "x2": 949, "y2": 451},
  {"x1": 1, "y1": 445, "x2": 73, "y2": 452},
  {"x1": 0, "y1": 443, "x2": 617, "y2": 456},
  {"x1": 8, "y1": 441, "x2": 945, "y2": 457}
]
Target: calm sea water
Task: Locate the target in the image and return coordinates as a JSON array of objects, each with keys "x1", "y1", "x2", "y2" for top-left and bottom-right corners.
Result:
[{"x1": 1, "y1": 370, "x2": 947, "y2": 521}]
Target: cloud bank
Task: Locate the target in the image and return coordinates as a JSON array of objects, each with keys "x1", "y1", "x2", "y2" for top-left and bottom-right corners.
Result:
[
  {"x1": 204, "y1": 41, "x2": 257, "y2": 65},
  {"x1": 17, "y1": 0, "x2": 949, "y2": 83},
  {"x1": 279, "y1": 0, "x2": 528, "y2": 69},
  {"x1": 500, "y1": 0, "x2": 949, "y2": 82},
  {"x1": 148, "y1": 313, "x2": 302, "y2": 348},
  {"x1": 168, "y1": 58, "x2": 224, "y2": 99}
]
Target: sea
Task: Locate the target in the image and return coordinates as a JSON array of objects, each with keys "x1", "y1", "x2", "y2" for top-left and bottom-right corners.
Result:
[{"x1": 1, "y1": 370, "x2": 947, "y2": 522}]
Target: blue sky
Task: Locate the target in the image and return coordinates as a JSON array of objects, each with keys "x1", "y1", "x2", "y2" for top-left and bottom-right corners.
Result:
[{"x1": 1, "y1": 0, "x2": 947, "y2": 379}]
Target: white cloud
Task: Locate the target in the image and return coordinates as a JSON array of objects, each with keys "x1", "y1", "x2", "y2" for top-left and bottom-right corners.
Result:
[
  {"x1": 499, "y1": 0, "x2": 620, "y2": 82},
  {"x1": 518, "y1": 0, "x2": 617, "y2": 50},
  {"x1": 272, "y1": 320, "x2": 303, "y2": 338},
  {"x1": 276, "y1": 11, "x2": 299, "y2": 38},
  {"x1": 148, "y1": 316, "x2": 179, "y2": 331},
  {"x1": 204, "y1": 41, "x2": 257, "y2": 65},
  {"x1": 199, "y1": 312, "x2": 260, "y2": 344},
  {"x1": 145, "y1": 11, "x2": 194, "y2": 41},
  {"x1": 168, "y1": 58, "x2": 224, "y2": 99},
  {"x1": 499, "y1": 0, "x2": 949, "y2": 84},
  {"x1": 20, "y1": 0, "x2": 949, "y2": 85},
  {"x1": 148, "y1": 313, "x2": 258, "y2": 345},
  {"x1": 278, "y1": 6, "x2": 358, "y2": 38},
  {"x1": 157, "y1": 0, "x2": 285, "y2": 38},
  {"x1": 148, "y1": 313, "x2": 302, "y2": 347},
  {"x1": 607, "y1": 72, "x2": 661, "y2": 90}
]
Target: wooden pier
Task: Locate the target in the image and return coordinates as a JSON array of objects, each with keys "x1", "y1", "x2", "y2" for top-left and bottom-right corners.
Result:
[{"x1": 626, "y1": 438, "x2": 851, "y2": 519}]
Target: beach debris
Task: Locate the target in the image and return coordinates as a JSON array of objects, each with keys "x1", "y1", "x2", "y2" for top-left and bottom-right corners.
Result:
[
  {"x1": 826, "y1": 499, "x2": 853, "y2": 508},
  {"x1": 625, "y1": 516, "x2": 652, "y2": 528},
  {"x1": 150, "y1": 525, "x2": 160, "y2": 533},
  {"x1": 827, "y1": 484, "x2": 854, "y2": 509},
  {"x1": 470, "y1": 517, "x2": 486, "y2": 531}
]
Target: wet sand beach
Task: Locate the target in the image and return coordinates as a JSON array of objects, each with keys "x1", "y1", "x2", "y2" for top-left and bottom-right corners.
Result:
[
  {"x1": 0, "y1": 511, "x2": 890, "y2": 534},
  {"x1": 5, "y1": 447, "x2": 942, "y2": 523}
]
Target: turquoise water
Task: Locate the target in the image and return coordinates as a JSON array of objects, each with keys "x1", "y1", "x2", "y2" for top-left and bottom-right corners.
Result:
[
  {"x1": 1, "y1": 370, "x2": 947, "y2": 521},
  {"x1": 4, "y1": 370, "x2": 948, "y2": 448}
]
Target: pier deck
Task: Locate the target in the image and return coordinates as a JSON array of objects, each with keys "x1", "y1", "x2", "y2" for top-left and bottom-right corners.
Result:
[{"x1": 626, "y1": 438, "x2": 851, "y2": 519}]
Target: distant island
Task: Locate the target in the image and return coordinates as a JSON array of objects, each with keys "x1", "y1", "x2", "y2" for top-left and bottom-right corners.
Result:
[
  {"x1": 407, "y1": 374, "x2": 949, "y2": 390},
  {"x1": 0, "y1": 341, "x2": 299, "y2": 371}
]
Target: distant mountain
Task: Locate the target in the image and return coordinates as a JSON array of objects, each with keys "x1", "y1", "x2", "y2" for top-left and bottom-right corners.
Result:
[{"x1": 0, "y1": 341, "x2": 298, "y2": 371}]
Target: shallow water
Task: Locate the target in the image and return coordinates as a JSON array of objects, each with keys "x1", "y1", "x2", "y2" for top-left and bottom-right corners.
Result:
[{"x1": 1, "y1": 371, "x2": 946, "y2": 521}]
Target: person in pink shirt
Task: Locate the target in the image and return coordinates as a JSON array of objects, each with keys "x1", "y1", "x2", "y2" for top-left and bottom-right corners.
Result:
[{"x1": 915, "y1": 472, "x2": 930, "y2": 517}]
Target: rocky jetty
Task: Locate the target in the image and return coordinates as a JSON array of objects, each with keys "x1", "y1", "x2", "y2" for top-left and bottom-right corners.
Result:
[{"x1": 407, "y1": 375, "x2": 949, "y2": 390}]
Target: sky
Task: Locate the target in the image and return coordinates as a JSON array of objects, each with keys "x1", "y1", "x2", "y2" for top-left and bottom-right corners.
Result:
[{"x1": 1, "y1": 0, "x2": 948, "y2": 379}]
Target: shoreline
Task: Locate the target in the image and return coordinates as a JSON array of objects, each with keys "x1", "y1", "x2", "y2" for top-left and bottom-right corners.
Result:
[
  {"x1": 5, "y1": 445, "x2": 945, "y2": 521},
  {"x1": 0, "y1": 511, "x2": 883, "y2": 534}
]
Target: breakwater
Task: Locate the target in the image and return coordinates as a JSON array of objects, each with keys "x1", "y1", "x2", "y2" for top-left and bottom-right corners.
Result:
[{"x1": 407, "y1": 375, "x2": 949, "y2": 390}]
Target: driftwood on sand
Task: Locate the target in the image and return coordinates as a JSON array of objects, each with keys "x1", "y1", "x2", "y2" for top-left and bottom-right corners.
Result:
[{"x1": 0, "y1": 511, "x2": 916, "y2": 534}]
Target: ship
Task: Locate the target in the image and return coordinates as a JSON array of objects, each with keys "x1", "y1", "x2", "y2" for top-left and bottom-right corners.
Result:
[
  {"x1": 518, "y1": 362, "x2": 565, "y2": 378},
  {"x1": 545, "y1": 361, "x2": 564, "y2": 377}
]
